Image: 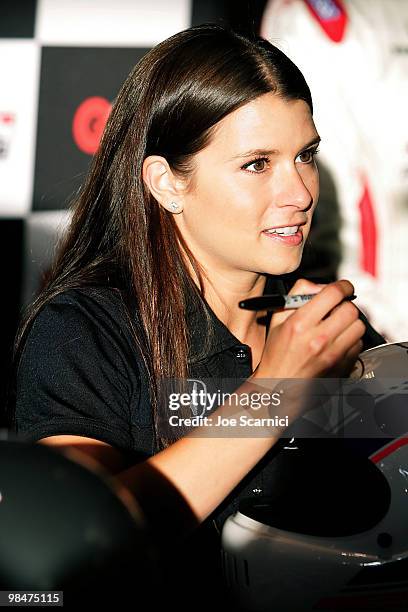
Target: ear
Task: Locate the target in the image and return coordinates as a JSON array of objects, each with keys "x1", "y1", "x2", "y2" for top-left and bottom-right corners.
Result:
[{"x1": 142, "y1": 155, "x2": 186, "y2": 213}]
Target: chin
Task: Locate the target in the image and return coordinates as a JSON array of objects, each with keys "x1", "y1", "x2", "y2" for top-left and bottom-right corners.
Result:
[
  {"x1": 280, "y1": 264, "x2": 301, "y2": 275},
  {"x1": 263, "y1": 257, "x2": 302, "y2": 276}
]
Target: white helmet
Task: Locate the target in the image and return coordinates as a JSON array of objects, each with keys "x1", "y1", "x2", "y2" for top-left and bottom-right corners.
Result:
[{"x1": 221, "y1": 341, "x2": 408, "y2": 611}]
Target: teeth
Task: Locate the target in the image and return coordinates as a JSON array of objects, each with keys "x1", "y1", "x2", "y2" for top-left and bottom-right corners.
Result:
[{"x1": 264, "y1": 225, "x2": 299, "y2": 236}]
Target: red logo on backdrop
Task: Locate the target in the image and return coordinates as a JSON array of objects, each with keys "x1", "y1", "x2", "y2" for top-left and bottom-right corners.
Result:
[
  {"x1": 0, "y1": 112, "x2": 15, "y2": 124},
  {"x1": 72, "y1": 96, "x2": 111, "y2": 155},
  {"x1": 303, "y1": 0, "x2": 348, "y2": 43},
  {"x1": 358, "y1": 175, "x2": 377, "y2": 278}
]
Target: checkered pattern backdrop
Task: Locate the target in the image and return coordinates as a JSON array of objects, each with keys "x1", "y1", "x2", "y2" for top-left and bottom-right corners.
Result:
[{"x1": 0, "y1": 0, "x2": 268, "y2": 421}]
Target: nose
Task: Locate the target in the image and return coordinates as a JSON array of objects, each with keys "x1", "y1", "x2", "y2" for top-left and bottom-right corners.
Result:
[{"x1": 273, "y1": 164, "x2": 315, "y2": 212}]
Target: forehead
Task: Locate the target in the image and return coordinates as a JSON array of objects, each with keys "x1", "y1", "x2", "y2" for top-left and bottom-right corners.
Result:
[{"x1": 205, "y1": 93, "x2": 317, "y2": 156}]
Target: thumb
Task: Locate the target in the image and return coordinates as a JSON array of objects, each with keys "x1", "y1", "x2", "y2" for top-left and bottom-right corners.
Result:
[{"x1": 287, "y1": 278, "x2": 326, "y2": 296}]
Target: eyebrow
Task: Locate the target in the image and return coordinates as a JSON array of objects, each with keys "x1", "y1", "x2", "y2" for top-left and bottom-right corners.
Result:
[{"x1": 228, "y1": 135, "x2": 321, "y2": 161}]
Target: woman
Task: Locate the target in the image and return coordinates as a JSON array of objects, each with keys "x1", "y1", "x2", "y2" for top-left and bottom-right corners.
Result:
[{"x1": 10, "y1": 23, "x2": 370, "y2": 608}]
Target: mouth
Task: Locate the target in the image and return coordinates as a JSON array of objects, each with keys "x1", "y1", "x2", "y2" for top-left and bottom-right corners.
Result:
[{"x1": 262, "y1": 223, "x2": 305, "y2": 246}]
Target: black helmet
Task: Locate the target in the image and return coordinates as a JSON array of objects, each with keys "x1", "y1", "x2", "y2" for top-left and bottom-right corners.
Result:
[{"x1": 0, "y1": 439, "x2": 157, "y2": 607}]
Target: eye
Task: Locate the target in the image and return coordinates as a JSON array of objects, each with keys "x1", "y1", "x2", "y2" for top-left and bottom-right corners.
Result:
[
  {"x1": 296, "y1": 147, "x2": 320, "y2": 164},
  {"x1": 242, "y1": 156, "x2": 270, "y2": 174}
]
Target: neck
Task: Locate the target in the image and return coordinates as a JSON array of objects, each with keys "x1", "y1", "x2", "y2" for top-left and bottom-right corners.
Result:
[{"x1": 193, "y1": 266, "x2": 268, "y2": 344}]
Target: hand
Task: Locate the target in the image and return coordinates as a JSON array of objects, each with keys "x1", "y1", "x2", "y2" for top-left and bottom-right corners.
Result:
[{"x1": 252, "y1": 278, "x2": 365, "y2": 380}]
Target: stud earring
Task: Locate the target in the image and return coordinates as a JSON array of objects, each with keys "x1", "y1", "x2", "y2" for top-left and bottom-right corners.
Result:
[{"x1": 169, "y1": 201, "x2": 182, "y2": 213}]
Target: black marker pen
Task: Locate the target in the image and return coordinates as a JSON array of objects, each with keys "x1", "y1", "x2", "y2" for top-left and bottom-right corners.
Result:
[{"x1": 239, "y1": 293, "x2": 357, "y2": 312}]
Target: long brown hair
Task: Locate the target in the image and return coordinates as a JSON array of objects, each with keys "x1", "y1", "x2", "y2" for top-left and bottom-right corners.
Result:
[{"x1": 10, "y1": 23, "x2": 313, "y2": 451}]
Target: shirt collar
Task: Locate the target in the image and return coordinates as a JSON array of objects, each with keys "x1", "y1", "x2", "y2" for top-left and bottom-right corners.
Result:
[{"x1": 186, "y1": 274, "x2": 286, "y2": 364}]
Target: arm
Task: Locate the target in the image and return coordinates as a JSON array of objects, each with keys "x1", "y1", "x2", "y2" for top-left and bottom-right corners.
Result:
[
  {"x1": 39, "y1": 435, "x2": 129, "y2": 474},
  {"x1": 38, "y1": 377, "x2": 283, "y2": 545},
  {"x1": 116, "y1": 382, "x2": 282, "y2": 539}
]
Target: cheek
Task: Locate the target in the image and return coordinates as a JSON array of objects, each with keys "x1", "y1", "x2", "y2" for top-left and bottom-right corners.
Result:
[{"x1": 194, "y1": 174, "x2": 260, "y2": 224}]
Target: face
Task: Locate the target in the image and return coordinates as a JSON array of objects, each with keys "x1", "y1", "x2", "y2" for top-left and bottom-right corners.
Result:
[{"x1": 174, "y1": 92, "x2": 320, "y2": 277}]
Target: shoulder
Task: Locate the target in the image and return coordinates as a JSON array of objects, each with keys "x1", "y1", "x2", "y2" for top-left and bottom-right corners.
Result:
[
  {"x1": 13, "y1": 286, "x2": 150, "y2": 448},
  {"x1": 33, "y1": 285, "x2": 134, "y2": 333},
  {"x1": 20, "y1": 285, "x2": 142, "y2": 368},
  {"x1": 41, "y1": 285, "x2": 127, "y2": 317}
]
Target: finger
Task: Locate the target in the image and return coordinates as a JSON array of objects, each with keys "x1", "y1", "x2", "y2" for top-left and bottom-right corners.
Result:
[
  {"x1": 341, "y1": 339, "x2": 364, "y2": 368},
  {"x1": 345, "y1": 338, "x2": 364, "y2": 357},
  {"x1": 334, "y1": 339, "x2": 364, "y2": 377},
  {"x1": 315, "y1": 300, "x2": 360, "y2": 344},
  {"x1": 290, "y1": 279, "x2": 355, "y2": 331},
  {"x1": 323, "y1": 318, "x2": 366, "y2": 365},
  {"x1": 305, "y1": 319, "x2": 364, "y2": 376}
]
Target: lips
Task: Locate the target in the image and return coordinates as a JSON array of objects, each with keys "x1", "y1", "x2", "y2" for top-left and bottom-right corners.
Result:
[
  {"x1": 262, "y1": 228, "x2": 303, "y2": 246},
  {"x1": 261, "y1": 220, "x2": 306, "y2": 246}
]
